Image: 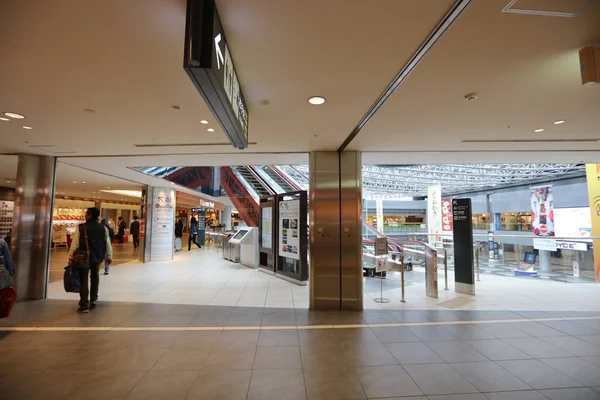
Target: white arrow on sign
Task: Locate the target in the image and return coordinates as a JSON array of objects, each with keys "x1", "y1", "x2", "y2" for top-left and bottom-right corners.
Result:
[{"x1": 214, "y1": 34, "x2": 224, "y2": 69}]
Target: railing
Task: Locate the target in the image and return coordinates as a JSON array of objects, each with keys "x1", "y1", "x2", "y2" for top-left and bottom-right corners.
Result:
[{"x1": 220, "y1": 167, "x2": 260, "y2": 227}]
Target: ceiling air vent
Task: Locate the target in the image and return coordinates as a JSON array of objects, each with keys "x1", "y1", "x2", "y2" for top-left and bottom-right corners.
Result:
[{"x1": 502, "y1": 0, "x2": 594, "y2": 17}]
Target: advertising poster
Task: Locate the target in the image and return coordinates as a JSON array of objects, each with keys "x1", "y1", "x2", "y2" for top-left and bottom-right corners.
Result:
[
  {"x1": 554, "y1": 207, "x2": 592, "y2": 242},
  {"x1": 585, "y1": 164, "x2": 600, "y2": 281},
  {"x1": 153, "y1": 190, "x2": 174, "y2": 233},
  {"x1": 279, "y1": 200, "x2": 300, "y2": 260},
  {"x1": 441, "y1": 198, "x2": 453, "y2": 232},
  {"x1": 531, "y1": 186, "x2": 554, "y2": 237},
  {"x1": 427, "y1": 184, "x2": 442, "y2": 243},
  {"x1": 262, "y1": 206, "x2": 273, "y2": 249},
  {"x1": 52, "y1": 225, "x2": 67, "y2": 243}
]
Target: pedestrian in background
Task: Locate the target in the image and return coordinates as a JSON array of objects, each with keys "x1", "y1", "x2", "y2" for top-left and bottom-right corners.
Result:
[
  {"x1": 101, "y1": 219, "x2": 115, "y2": 275},
  {"x1": 117, "y1": 216, "x2": 126, "y2": 244},
  {"x1": 188, "y1": 217, "x2": 202, "y2": 251},
  {"x1": 130, "y1": 215, "x2": 140, "y2": 249}
]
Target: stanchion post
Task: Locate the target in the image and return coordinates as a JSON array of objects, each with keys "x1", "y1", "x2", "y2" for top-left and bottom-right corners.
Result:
[
  {"x1": 476, "y1": 247, "x2": 481, "y2": 282},
  {"x1": 401, "y1": 252, "x2": 406, "y2": 303},
  {"x1": 444, "y1": 248, "x2": 449, "y2": 291}
]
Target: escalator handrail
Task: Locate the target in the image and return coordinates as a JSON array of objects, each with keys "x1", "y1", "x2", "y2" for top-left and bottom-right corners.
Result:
[{"x1": 230, "y1": 167, "x2": 261, "y2": 203}]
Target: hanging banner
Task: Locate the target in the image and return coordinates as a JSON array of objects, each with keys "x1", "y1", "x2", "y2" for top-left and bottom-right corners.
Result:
[
  {"x1": 427, "y1": 184, "x2": 442, "y2": 243},
  {"x1": 279, "y1": 200, "x2": 300, "y2": 260},
  {"x1": 441, "y1": 198, "x2": 453, "y2": 232},
  {"x1": 376, "y1": 199, "x2": 384, "y2": 232},
  {"x1": 531, "y1": 185, "x2": 554, "y2": 237},
  {"x1": 585, "y1": 164, "x2": 600, "y2": 281}
]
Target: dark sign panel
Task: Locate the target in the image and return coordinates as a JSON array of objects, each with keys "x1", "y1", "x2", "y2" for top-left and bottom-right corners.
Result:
[
  {"x1": 452, "y1": 198, "x2": 474, "y2": 289},
  {"x1": 184, "y1": 0, "x2": 249, "y2": 149}
]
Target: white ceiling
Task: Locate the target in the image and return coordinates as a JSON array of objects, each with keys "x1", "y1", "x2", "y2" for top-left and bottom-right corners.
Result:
[{"x1": 1, "y1": 0, "x2": 599, "y2": 178}]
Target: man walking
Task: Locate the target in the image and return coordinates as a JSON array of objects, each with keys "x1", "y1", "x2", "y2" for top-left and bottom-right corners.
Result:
[
  {"x1": 130, "y1": 215, "x2": 140, "y2": 249},
  {"x1": 69, "y1": 207, "x2": 112, "y2": 313},
  {"x1": 117, "y1": 216, "x2": 126, "y2": 244}
]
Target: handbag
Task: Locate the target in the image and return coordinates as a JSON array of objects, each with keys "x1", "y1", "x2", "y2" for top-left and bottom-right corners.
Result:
[
  {"x1": 70, "y1": 224, "x2": 90, "y2": 269},
  {"x1": 63, "y1": 266, "x2": 81, "y2": 293},
  {"x1": 0, "y1": 286, "x2": 17, "y2": 318}
]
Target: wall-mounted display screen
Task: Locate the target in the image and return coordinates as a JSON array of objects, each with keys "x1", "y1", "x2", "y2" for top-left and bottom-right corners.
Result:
[{"x1": 554, "y1": 207, "x2": 592, "y2": 242}]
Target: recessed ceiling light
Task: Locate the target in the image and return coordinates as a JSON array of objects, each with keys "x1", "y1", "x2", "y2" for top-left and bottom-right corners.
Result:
[
  {"x1": 308, "y1": 96, "x2": 326, "y2": 105},
  {"x1": 553, "y1": 120, "x2": 565, "y2": 125},
  {"x1": 171, "y1": 104, "x2": 181, "y2": 110},
  {"x1": 259, "y1": 99, "x2": 270, "y2": 105},
  {"x1": 81, "y1": 181, "x2": 86, "y2": 184},
  {"x1": 73, "y1": 181, "x2": 77, "y2": 184},
  {"x1": 200, "y1": 120, "x2": 208, "y2": 124},
  {"x1": 207, "y1": 128, "x2": 215, "y2": 132},
  {"x1": 534, "y1": 128, "x2": 544, "y2": 133},
  {"x1": 3, "y1": 112, "x2": 25, "y2": 119},
  {"x1": 0, "y1": 117, "x2": 9, "y2": 121},
  {"x1": 22, "y1": 125, "x2": 32, "y2": 130},
  {"x1": 84, "y1": 108, "x2": 96, "y2": 114}
]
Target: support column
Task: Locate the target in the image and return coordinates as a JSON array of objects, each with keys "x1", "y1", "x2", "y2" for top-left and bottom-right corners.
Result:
[
  {"x1": 309, "y1": 151, "x2": 362, "y2": 311},
  {"x1": 223, "y1": 205, "x2": 232, "y2": 230},
  {"x1": 143, "y1": 186, "x2": 175, "y2": 262},
  {"x1": 12, "y1": 154, "x2": 56, "y2": 301},
  {"x1": 539, "y1": 250, "x2": 552, "y2": 273}
]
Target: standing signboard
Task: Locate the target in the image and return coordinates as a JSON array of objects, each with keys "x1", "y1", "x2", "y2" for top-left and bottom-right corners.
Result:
[
  {"x1": 184, "y1": 0, "x2": 250, "y2": 149},
  {"x1": 275, "y1": 191, "x2": 308, "y2": 283},
  {"x1": 197, "y1": 209, "x2": 206, "y2": 246},
  {"x1": 452, "y1": 198, "x2": 475, "y2": 295}
]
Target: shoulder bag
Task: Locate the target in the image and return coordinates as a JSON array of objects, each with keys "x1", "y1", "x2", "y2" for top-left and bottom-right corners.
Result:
[{"x1": 70, "y1": 224, "x2": 90, "y2": 269}]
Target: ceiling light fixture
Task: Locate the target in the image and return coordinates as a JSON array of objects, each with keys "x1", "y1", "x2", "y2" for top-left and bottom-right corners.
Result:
[
  {"x1": 81, "y1": 181, "x2": 86, "y2": 184},
  {"x1": 554, "y1": 120, "x2": 565, "y2": 125},
  {"x1": 0, "y1": 117, "x2": 9, "y2": 121},
  {"x1": 207, "y1": 128, "x2": 215, "y2": 132},
  {"x1": 22, "y1": 125, "x2": 32, "y2": 130},
  {"x1": 534, "y1": 129, "x2": 544, "y2": 133},
  {"x1": 3, "y1": 112, "x2": 25, "y2": 119},
  {"x1": 200, "y1": 120, "x2": 208, "y2": 124},
  {"x1": 308, "y1": 96, "x2": 326, "y2": 105}
]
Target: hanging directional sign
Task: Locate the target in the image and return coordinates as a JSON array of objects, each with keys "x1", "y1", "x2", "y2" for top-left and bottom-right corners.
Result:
[{"x1": 184, "y1": 0, "x2": 249, "y2": 149}]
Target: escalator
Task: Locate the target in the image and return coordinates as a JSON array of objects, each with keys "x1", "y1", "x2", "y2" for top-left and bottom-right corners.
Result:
[
  {"x1": 234, "y1": 166, "x2": 275, "y2": 197},
  {"x1": 253, "y1": 166, "x2": 302, "y2": 193}
]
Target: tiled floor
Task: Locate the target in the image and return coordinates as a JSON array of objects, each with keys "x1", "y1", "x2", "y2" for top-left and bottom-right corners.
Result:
[
  {"x1": 3, "y1": 248, "x2": 599, "y2": 399},
  {"x1": 47, "y1": 247, "x2": 600, "y2": 313},
  {"x1": 1, "y1": 300, "x2": 600, "y2": 399}
]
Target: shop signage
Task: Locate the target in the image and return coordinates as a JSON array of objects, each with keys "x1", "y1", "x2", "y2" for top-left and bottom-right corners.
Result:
[
  {"x1": 200, "y1": 200, "x2": 215, "y2": 208},
  {"x1": 279, "y1": 200, "x2": 300, "y2": 260},
  {"x1": 376, "y1": 199, "x2": 384, "y2": 232},
  {"x1": 184, "y1": 0, "x2": 249, "y2": 149},
  {"x1": 452, "y1": 198, "x2": 474, "y2": 294},
  {"x1": 153, "y1": 190, "x2": 174, "y2": 233},
  {"x1": 556, "y1": 241, "x2": 587, "y2": 251},
  {"x1": 427, "y1": 184, "x2": 442, "y2": 244},
  {"x1": 531, "y1": 185, "x2": 555, "y2": 237},
  {"x1": 533, "y1": 238, "x2": 557, "y2": 252}
]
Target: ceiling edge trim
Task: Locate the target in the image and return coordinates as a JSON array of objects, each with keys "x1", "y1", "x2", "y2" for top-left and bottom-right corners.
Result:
[{"x1": 336, "y1": 0, "x2": 472, "y2": 152}]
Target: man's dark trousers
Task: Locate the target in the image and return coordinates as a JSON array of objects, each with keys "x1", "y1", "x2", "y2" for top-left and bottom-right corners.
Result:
[{"x1": 78, "y1": 262, "x2": 100, "y2": 308}]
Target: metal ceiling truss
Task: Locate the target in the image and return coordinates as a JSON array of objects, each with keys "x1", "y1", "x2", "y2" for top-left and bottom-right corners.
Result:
[{"x1": 291, "y1": 163, "x2": 585, "y2": 198}]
